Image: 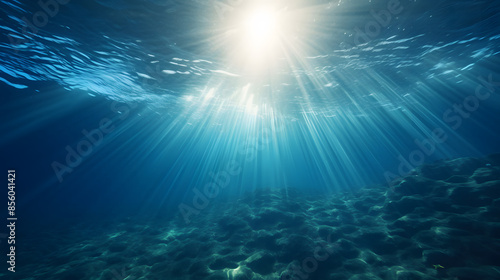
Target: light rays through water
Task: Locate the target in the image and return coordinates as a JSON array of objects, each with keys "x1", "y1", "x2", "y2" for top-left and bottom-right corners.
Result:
[{"x1": 1, "y1": 0, "x2": 499, "y2": 212}]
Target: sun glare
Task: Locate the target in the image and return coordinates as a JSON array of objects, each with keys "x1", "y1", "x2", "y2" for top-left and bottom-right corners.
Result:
[
  {"x1": 240, "y1": 8, "x2": 282, "y2": 54},
  {"x1": 244, "y1": 9, "x2": 277, "y2": 43},
  {"x1": 218, "y1": 4, "x2": 309, "y2": 78}
]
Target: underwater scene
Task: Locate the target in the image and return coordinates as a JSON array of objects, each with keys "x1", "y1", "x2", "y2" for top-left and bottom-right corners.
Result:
[{"x1": 1, "y1": 0, "x2": 500, "y2": 279}]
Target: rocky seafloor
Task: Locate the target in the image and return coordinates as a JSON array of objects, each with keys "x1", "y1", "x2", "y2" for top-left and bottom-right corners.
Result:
[{"x1": 5, "y1": 154, "x2": 500, "y2": 280}]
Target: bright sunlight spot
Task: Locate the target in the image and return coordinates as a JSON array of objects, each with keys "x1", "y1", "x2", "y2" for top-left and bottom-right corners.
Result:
[
  {"x1": 217, "y1": 3, "x2": 311, "y2": 79},
  {"x1": 244, "y1": 9, "x2": 277, "y2": 45}
]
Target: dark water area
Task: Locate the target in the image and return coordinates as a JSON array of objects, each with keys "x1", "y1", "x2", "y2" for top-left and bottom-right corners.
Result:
[{"x1": 1, "y1": 0, "x2": 500, "y2": 279}]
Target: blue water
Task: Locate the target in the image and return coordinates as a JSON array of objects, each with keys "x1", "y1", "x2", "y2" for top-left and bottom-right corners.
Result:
[{"x1": 1, "y1": 0, "x2": 500, "y2": 278}]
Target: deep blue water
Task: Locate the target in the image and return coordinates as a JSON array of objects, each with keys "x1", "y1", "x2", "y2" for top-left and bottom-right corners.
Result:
[
  {"x1": 1, "y1": 0, "x2": 500, "y2": 278},
  {"x1": 1, "y1": 0, "x2": 499, "y2": 218}
]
